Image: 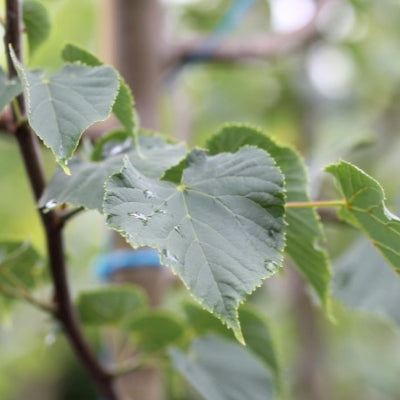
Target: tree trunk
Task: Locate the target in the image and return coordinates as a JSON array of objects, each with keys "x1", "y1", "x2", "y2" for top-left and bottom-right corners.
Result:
[{"x1": 102, "y1": 1, "x2": 167, "y2": 399}]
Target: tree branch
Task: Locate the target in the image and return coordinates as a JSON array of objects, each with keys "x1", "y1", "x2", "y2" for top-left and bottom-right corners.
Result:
[
  {"x1": 164, "y1": 0, "x2": 332, "y2": 68},
  {"x1": 0, "y1": 283, "x2": 56, "y2": 314},
  {"x1": 4, "y1": 1, "x2": 119, "y2": 399}
]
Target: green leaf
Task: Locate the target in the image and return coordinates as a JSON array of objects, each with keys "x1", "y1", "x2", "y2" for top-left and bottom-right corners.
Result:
[
  {"x1": 182, "y1": 301, "x2": 233, "y2": 338},
  {"x1": 22, "y1": 0, "x2": 51, "y2": 56},
  {"x1": 182, "y1": 301, "x2": 281, "y2": 389},
  {"x1": 76, "y1": 285, "x2": 146, "y2": 326},
  {"x1": 326, "y1": 161, "x2": 400, "y2": 274},
  {"x1": 10, "y1": 47, "x2": 119, "y2": 171},
  {"x1": 206, "y1": 125, "x2": 331, "y2": 310},
  {"x1": 61, "y1": 44, "x2": 137, "y2": 134},
  {"x1": 112, "y1": 79, "x2": 137, "y2": 134},
  {"x1": 39, "y1": 134, "x2": 187, "y2": 211},
  {"x1": 61, "y1": 43, "x2": 103, "y2": 66},
  {"x1": 125, "y1": 310, "x2": 184, "y2": 352},
  {"x1": 334, "y1": 239, "x2": 400, "y2": 326},
  {"x1": 0, "y1": 240, "x2": 44, "y2": 292},
  {"x1": 169, "y1": 335, "x2": 274, "y2": 400},
  {"x1": 239, "y1": 307, "x2": 281, "y2": 389},
  {"x1": 104, "y1": 147, "x2": 286, "y2": 341},
  {"x1": 0, "y1": 67, "x2": 22, "y2": 114}
]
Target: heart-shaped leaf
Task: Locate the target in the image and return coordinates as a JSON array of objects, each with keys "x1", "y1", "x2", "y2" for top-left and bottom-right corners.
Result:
[
  {"x1": 10, "y1": 47, "x2": 119, "y2": 171},
  {"x1": 206, "y1": 125, "x2": 331, "y2": 310},
  {"x1": 104, "y1": 147, "x2": 286, "y2": 341},
  {"x1": 326, "y1": 161, "x2": 400, "y2": 274}
]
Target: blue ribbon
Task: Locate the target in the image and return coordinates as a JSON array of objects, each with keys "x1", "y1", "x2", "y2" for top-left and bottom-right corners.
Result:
[{"x1": 95, "y1": 248, "x2": 162, "y2": 282}]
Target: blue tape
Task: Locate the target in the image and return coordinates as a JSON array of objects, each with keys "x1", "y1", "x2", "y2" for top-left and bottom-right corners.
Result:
[
  {"x1": 185, "y1": 0, "x2": 257, "y2": 63},
  {"x1": 95, "y1": 248, "x2": 162, "y2": 282}
]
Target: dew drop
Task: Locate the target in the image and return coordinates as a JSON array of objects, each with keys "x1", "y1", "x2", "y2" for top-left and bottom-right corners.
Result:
[
  {"x1": 174, "y1": 225, "x2": 182, "y2": 235},
  {"x1": 42, "y1": 199, "x2": 57, "y2": 213},
  {"x1": 264, "y1": 260, "x2": 276, "y2": 274},
  {"x1": 155, "y1": 209, "x2": 166, "y2": 215},
  {"x1": 128, "y1": 212, "x2": 149, "y2": 224},
  {"x1": 45, "y1": 332, "x2": 56, "y2": 346},
  {"x1": 162, "y1": 249, "x2": 178, "y2": 263},
  {"x1": 143, "y1": 189, "x2": 155, "y2": 199}
]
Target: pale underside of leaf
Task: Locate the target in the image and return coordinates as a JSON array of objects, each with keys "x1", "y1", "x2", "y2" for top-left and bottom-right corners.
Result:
[
  {"x1": 326, "y1": 161, "x2": 400, "y2": 274},
  {"x1": 169, "y1": 335, "x2": 274, "y2": 400},
  {"x1": 104, "y1": 147, "x2": 285, "y2": 341},
  {"x1": 10, "y1": 47, "x2": 119, "y2": 169},
  {"x1": 0, "y1": 67, "x2": 22, "y2": 114},
  {"x1": 206, "y1": 125, "x2": 331, "y2": 309},
  {"x1": 61, "y1": 43, "x2": 137, "y2": 134},
  {"x1": 39, "y1": 135, "x2": 187, "y2": 211}
]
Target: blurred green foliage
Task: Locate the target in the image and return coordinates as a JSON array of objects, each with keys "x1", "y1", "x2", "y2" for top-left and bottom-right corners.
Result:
[{"x1": 1, "y1": 0, "x2": 400, "y2": 399}]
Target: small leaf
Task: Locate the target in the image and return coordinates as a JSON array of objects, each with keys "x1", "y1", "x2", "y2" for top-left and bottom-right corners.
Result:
[
  {"x1": 22, "y1": 0, "x2": 51, "y2": 56},
  {"x1": 61, "y1": 44, "x2": 103, "y2": 67},
  {"x1": 183, "y1": 301, "x2": 281, "y2": 390},
  {"x1": 0, "y1": 67, "x2": 22, "y2": 114},
  {"x1": 169, "y1": 335, "x2": 274, "y2": 400},
  {"x1": 326, "y1": 161, "x2": 400, "y2": 274},
  {"x1": 112, "y1": 79, "x2": 137, "y2": 134},
  {"x1": 0, "y1": 240, "x2": 44, "y2": 292},
  {"x1": 10, "y1": 47, "x2": 119, "y2": 169},
  {"x1": 39, "y1": 134, "x2": 187, "y2": 211},
  {"x1": 182, "y1": 301, "x2": 233, "y2": 338},
  {"x1": 104, "y1": 147, "x2": 286, "y2": 341},
  {"x1": 239, "y1": 307, "x2": 281, "y2": 390},
  {"x1": 206, "y1": 125, "x2": 331, "y2": 310},
  {"x1": 62, "y1": 44, "x2": 137, "y2": 134},
  {"x1": 334, "y1": 238, "x2": 400, "y2": 326},
  {"x1": 76, "y1": 285, "x2": 146, "y2": 326},
  {"x1": 125, "y1": 310, "x2": 184, "y2": 352}
]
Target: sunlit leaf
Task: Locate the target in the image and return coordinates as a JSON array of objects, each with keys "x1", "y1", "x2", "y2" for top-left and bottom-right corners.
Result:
[
  {"x1": 206, "y1": 125, "x2": 331, "y2": 309},
  {"x1": 169, "y1": 335, "x2": 274, "y2": 400},
  {"x1": 326, "y1": 161, "x2": 400, "y2": 274},
  {"x1": 104, "y1": 147, "x2": 286, "y2": 341}
]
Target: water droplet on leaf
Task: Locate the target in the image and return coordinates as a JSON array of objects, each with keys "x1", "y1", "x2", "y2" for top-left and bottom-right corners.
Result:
[
  {"x1": 128, "y1": 212, "x2": 149, "y2": 224},
  {"x1": 42, "y1": 199, "x2": 57, "y2": 213},
  {"x1": 264, "y1": 260, "x2": 276, "y2": 274},
  {"x1": 143, "y1": 189, "x2": 155, "y2": 199}
]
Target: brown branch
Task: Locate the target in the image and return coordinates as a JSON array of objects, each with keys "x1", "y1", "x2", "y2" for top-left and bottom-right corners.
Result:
[
  {"x1": 4, "y1": 1, "x2": 119, "y2": 399},
  {"x1": 164, "y1": 0, "x2": 332, "y2": 68}
]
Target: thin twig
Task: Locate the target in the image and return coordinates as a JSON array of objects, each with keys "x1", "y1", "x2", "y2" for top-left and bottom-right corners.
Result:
[
  {"x1": 59, "y1": 207, "x2": 85, "y2": 228},
  {"x1": 0, "y1": 283, "x2": 56, "y2": 314}
]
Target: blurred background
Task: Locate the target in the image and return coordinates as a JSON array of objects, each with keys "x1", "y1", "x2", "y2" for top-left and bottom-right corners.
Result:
[{"x1": 1, "y1": 0, "x2": 400, "y2": 399}]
